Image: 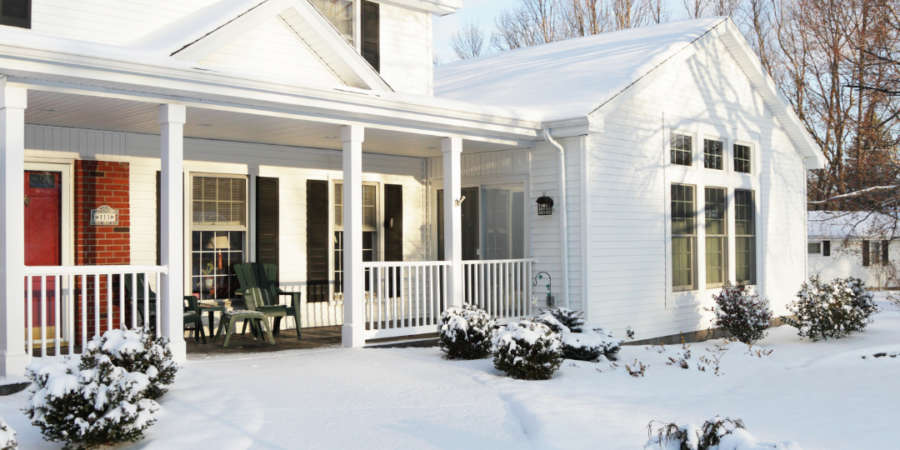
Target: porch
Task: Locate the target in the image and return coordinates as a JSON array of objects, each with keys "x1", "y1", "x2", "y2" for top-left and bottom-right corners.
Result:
[{"x1": 0, "y1": 77, "x2": 542, "y2": 377}]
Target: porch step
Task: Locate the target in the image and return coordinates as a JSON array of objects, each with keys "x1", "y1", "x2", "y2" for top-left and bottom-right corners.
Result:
[
  {"x1": 365, "y1": 333, "x2": 439, "y2": 349},
  {"x1": 0, "y1": 378, "x2": 29, "y2": 396}
]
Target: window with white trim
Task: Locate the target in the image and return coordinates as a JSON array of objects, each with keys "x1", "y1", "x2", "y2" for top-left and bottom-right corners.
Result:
[
  {"x1": 311, "y1": 0, "x2": 355, "y2": 45},
  {"x1": 672, "y1": 184, "x2": 697, "y2": 291},
  {"x1": 704, "y1": 139, "x2": 724, "y2": 170},
  {"x1": 671, "y1": 133, "x2": 693, "y2": 166},
  {"x1": 705, "y1": 187, "x2": 727, "y2": 288},
  {"x1": 735, "y1": 189, "x2": 756, "y2": 284},
  {"x1": 190, "y1": 176, "x2": 247, "y2": 300},
  {"x1": 333, "y1": 182, "x2": 377, "y2": 296},
  {"x1": 734, "y1": 144, "x2": 752, "y2": 173}
]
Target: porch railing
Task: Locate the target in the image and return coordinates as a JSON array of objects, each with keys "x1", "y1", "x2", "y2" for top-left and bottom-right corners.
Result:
[
  {"x1": 22, "y1": 265, "x2": 167, "y2": 359},
  {"x1": 363, "y1": 261, "x2": 450, "y2": 339},
  {"x1": 463, "y1": 259, "x2": 535, "y2": 322}
]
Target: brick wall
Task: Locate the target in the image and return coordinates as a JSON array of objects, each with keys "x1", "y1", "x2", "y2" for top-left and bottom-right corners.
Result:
[{"x1": 74, "y1": 161, "x2": 131, "y2": 343}]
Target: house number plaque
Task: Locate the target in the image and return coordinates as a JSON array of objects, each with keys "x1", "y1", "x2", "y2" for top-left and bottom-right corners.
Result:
[{"x1": 90, "y1": 205, "x2": 119, "y2": 226}]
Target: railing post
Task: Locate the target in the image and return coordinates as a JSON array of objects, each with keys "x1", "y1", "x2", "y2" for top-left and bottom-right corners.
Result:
[
  {"x1": 0, "y1": 80, "x2": 29, "y2": 378},
  {"x1": 442, "y1": 137, "x2": 464, "y2": 309},
  {"x1": 341, "y1": 125, "x2": 366, "y2": 348},
  {"x1": 159, "y1": 104, "x2": 186, "y2": 361}
]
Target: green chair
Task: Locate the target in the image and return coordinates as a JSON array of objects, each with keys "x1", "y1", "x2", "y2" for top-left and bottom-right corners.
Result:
[
  {"x1": 213, "y1": 287, "x2": 275, "y2": 348},
  {"x1": 124, "y1": 274, "x2": 204, "y2": 339},
  {"x1": 234, "y1": 263, "x2": 302, "y2": 339},
  {"x1": 183, "y1": 295, "x2": 206, "y2": 344}
]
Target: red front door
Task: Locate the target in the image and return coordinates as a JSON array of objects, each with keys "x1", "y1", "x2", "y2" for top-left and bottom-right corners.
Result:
[{"x1": 24, "y1": 171, "x2": 62, "y2": 338}]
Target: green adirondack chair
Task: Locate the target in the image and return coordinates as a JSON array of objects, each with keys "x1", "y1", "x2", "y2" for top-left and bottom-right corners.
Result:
[
  {"x1": 124, "y1": 274, "x2": 206, "y2": 339},
  {"x1": 183, "y1": 295, "x2": 206, "y2": 344},
  {"x1": 234, "y1": 263, "x2": 302, "y2": 339},
  {"x1": 213, "y1": 287, "x2": 275, "y2": 348}
]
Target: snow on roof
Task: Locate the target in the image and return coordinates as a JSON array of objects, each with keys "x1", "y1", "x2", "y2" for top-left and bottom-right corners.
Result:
[
  {"x1": 808, "y1": 211, "x2": 900, "y2": 239},
  {"x1": 434, "y1": 18, "x2": 727, "y2": 122}
]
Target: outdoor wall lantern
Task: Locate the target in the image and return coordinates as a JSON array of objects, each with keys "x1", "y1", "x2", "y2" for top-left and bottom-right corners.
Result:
[{"x1": 536, "y1": 192, "x2": 554, "y2": 216}]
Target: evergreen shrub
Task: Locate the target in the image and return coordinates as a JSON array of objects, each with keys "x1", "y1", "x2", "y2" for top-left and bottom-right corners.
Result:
[
  {"x1": 707, "y1": 284, "x2": 773, "y2": 344},
  {"x1": 783, "y1": 276, "x2": 879, "y2": 341},
  {"x1": 492, "y1": 320, "x2": 563, "y2": 380},
  {"x1": 438, "y1": 305, "x2": 496, "y2": 360}
]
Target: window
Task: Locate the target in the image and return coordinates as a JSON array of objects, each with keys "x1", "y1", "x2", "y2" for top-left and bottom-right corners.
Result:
[
  {"x1": 704, "y1": 139, "x2": 724, "y2": 170},
  {"x1": 334, "y1": 183, "x2": 377, "y2": 295},
  {"x1": 705, "y1": 187, "x2": 727, "y2": 288},
  {"x1": 311, "y1": 0, "x2": 355, "y2": 45},
  {"x1": 735, "y1": 190, "x2": 756, "y2": 284},
  {"x1": 734, "y1": 144, "x2": 751, "y2": 173},
  {"x1": 191, "y1": 176, "x2": 247, "y2": 300},
  {"x1": 871, "y1": 241, "x2": 882, "y2": 265},
  {"x1": 1, "y1": 0, "x2": 31, "y2": 29},
  {"x1": 808, "y1": 243, "x2": 821, "y2": 254},
  {"x1": 672, "y1": 184, "x2": 696, "y2": 290},
  {"x1": 823, "y1": 240, "x2": 831, "y2": 256},
  {"x1": 671, "y1": 133, "x2": 693, "y2": 166}
]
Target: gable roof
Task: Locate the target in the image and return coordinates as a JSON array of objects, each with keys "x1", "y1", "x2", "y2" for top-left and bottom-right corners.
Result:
[{"x1": 434, "y1": 18, "x2": 825, "y2": 168}]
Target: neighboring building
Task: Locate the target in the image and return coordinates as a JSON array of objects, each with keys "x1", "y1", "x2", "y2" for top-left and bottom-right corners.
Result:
[
  {"x1": 808, "y1": 211, "x2": 899, "y2": 289},
  {"x1": 0, "y1": 0, "x2": 823, "y2": 378}
]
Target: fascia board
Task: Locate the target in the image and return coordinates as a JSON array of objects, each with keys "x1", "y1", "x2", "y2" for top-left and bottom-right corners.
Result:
[{"x1": 375, "y1": 0, "x2": 462, "y2": 15}]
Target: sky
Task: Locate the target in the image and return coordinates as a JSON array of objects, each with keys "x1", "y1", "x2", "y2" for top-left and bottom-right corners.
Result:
[{"x1": 432, "y1": 0, "x2": 519, "y2": 63}]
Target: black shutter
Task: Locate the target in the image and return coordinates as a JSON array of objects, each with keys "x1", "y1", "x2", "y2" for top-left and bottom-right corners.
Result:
[
  {"x1": 256, "y1": 178, "x2": 279, "y2": 275},
  {"x1": 307, "y1": 180, "x2": 329, "y2": 302},
  {"x1": 1, "y1": 0, "x2": 31, "y2": 29},
  {"x1": 863, "y1": 240, "x2": 870, "y2": 267},
  {"x1": 384, "y1": 184, "x2": 403, "y2": 262},
  {"x1": 823, "y1": 240, "x2": 831, "y2": 257},
  {"x1": 882, "y1": 240, "x2": 890, "y2": 264},
  {"x1": 361, "y1": 0, "x2": 380, "y2": 72}
]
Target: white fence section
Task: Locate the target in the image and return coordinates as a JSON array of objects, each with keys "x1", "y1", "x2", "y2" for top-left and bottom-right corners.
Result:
[
  {"x1": 22, "y1": 265, "x2": 167, "y2": 360},
  {"x1": 463, "y1": 259, "x2": 535, "y2": 322},
  {"x1": 363, "y1": 261, "x2": 450, "y2": 339}
]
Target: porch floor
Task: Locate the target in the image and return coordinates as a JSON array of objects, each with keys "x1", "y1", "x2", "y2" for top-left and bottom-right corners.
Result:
[{"x1": 185, "y1": 326, "x2": 342, "y2": 356}]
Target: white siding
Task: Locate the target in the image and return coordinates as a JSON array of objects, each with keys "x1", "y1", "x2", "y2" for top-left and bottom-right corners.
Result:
[
  {"x1": 808, "y1": 240, "x2": 900, "y2": 289},
  {"x1": 199, "y1": 17, "x2": 341, "y2": 85},
  {"x1": 585, "y1": 37, "x2": 808, "y2": 340},
  {"x1": 25, "y1": 124, "x2": 429, "y2": 330},
  {"x1": 378, "y1": 4, "x2": 432, "y2": 95}
]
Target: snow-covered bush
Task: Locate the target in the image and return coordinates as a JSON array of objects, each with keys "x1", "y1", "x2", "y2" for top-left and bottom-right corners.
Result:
[
  {"x1": 535, "y1": 311, "x2": 621, "y2": 361},
  {"x1": 80, "y1": 328, "x2": 177, "y2": 400},
  {"x1": 438, "y1": 305, "x2": 496, "y2": 360},
  {"x1": 492, "y1": 320, "x2": 563, "y2": 380},
  {"x1": 0, "y1": 417, "x2": 17, "y2": 450},
  {"x1": 783, "y1": 276, "x2": 879, "y2": 341},
  {"x1": 707, "y1": 284, "x2": 773, "y2": 344},
  {"x1": 645, "y1": 416, "x2": 801, "y2": 450},
  {"x1": 23, "y1": 355, "x2": 160, "y2": 450}
]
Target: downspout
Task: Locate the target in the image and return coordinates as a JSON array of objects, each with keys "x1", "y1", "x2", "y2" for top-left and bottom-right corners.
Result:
[{"x1": 545, "y1": 127, "x2": 571, "y2": 308}]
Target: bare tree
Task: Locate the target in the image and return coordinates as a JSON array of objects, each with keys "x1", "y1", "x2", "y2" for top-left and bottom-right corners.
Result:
[
  {"x1": 642, "y1": 0, "x2": 671, "y2": 24},
  {"x1": 450, "y1": 21, "x2": 488, "y2": 60},
  {"x1": 683, "y1": 0, "x2": 708, "y2": 18},
  {"x1": 492, "y1": 0, "x2": 566, "y2": 51}
]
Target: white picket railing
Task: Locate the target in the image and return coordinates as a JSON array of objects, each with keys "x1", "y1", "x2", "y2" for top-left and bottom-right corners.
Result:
[
  {"x1": 362, "y1": 261, "x2": 450, "y2": 339},
  {"x1": 22, "y1": 265, "x2": 167, "y2": 359},
  {"x1": 463, "y1": 259, "x2": 535, "y2": 322}
]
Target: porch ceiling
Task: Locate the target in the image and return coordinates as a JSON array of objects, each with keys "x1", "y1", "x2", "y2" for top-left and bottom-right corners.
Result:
[{"x1": 25, "y1": 90, "x2": 520, "y2": 157}]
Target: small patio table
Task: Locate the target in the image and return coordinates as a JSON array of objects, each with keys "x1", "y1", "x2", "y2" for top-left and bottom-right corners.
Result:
[{"x1": 199, "y1": 304, "x2": 227, "y2": 339}]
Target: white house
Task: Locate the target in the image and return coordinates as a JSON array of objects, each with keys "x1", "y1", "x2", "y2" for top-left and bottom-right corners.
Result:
[
  {"x1": 808, "y1": 211, "x2": 900, "y2": 289},
  {"x1": 0, "y1": 0, "x2": 823, "y2": 379}
]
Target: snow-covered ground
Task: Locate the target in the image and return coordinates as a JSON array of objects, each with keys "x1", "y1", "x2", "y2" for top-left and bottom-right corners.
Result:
[{"x1": 3, "y1": 297, "x2": 899, "y2": 450}]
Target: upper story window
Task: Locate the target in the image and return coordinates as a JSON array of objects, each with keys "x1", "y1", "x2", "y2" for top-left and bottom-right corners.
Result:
[
  {"x1": 734, "y1": 144, "x2": 752, "y2": 173},
  {"x1": 311, "y1": 0, "x2": 380, "y2": 72},
  {"x1": 311, "y1": 0, "x2": 355, "y2": 46},
  {"x1": 671, "y1": 133, "x2": 693, "y2": 166},
  {"x1": 1, "y1": 0, "x2": 31, "y2": 29},
  {"x1": 704, "y1": 139, "x2": 724, "y2": 170}
]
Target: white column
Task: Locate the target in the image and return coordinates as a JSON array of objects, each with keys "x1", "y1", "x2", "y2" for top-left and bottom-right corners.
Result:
[
  {"x1": 341, "y1": 125, "x2": 365, "y2": 348},
  {"x1": 442, "y1": 137, "x2": 463, "y2": 308},
  {"x1": 159, "y1": 104, "x2": 186, "y2": 361},
  {"x1": 0, "y1": 81, "x2": 28, "y2": 378}
]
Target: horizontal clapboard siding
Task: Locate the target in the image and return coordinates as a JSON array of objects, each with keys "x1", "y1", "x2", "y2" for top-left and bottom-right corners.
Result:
[
  {"x1": 585, "y1": 37, "x2": 807, "y2": 341},
  {"x1": 378, "y1": 3, "x2": 431, "y2": 95}
]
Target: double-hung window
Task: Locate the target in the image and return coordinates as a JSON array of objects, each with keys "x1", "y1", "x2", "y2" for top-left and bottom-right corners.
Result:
[
  {"x1": 704, "y1": 139, "x2": 724, "y2": 170},
  {"x1": 333, "y1": 182, "x2": 377, "y2": 296},
  {"x1": 190, "y1": 176, "x2": 247, "y2": 300},
  {"x1": 705, "y1": 187, "x2": 727, "y2": 288},
  {"x1": 735, "y1": 189, "x2": 756, "y2": 284},
  {"x1": 671, "y1": 184, "x2": 697, "y2": 291}
]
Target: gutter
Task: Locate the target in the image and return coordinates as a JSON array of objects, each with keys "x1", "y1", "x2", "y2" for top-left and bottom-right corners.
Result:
[{"x1": 544, "y1": 127, "x2": 570, "y2": 308}]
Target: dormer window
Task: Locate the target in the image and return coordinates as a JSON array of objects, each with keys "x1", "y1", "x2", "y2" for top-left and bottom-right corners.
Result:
[
  {"x1": 311, "y1": 0, "x2": 356, "y2": 46},
  {"x1": 1, "y1": 0, "x2": 31, "y2": 29}
]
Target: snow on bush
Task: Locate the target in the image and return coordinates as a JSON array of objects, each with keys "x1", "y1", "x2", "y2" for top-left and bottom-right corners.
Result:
[
  {"x1": 80, "y1": 328, "x2": 177, "y2": 400},
  {"x1": 23, "y1": 355, "x2": 160, "y2": 450},
  {"x1": 535, "y1": 310, "x2": 621, "y2": 361},
  {"x1": 645, "y1": 416, "x2": 802, "y2": 450},
  {"x1": 438, "y1": 305, "x2": 496, "y2": 360},
  {"x1": 706, "y1": 284, "x2": 773, "y2": 344},
  {"x1": 0, "y1": 416, "x2": 17, "y2": 450},
  {"x1": 783, "y1": 276, "x2": 879, "y2": 341},
  {"x1": 492, "y1": 320, "x2": 563, "y2": 380}
]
